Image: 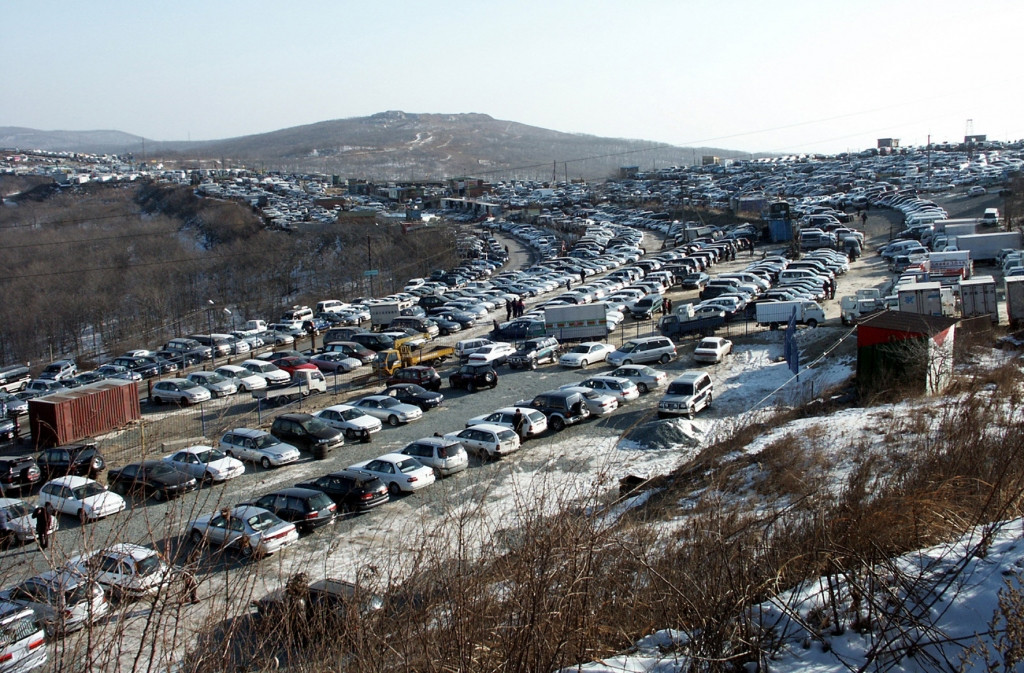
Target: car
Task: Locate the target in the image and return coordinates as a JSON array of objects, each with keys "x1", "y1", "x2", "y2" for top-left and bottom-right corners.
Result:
[
  {"x1": 386, "y1": 365, "x2": 443, "y2": 392},
  {"x1": 0, "y1": 456, "x2": 40, "y2": 495},
  {"x1": 69, "y1": 370, "x2": 104, "y2": 387},
  {"x1": 449, "y1": 364, "x2": 498, "y2": 392},
  {"x1": 466, "y1": 343, "x2": 516, "y2": 366},
  {"x1": 107, "y1": 460, "x2": 199, "y2": 501},
  {"x1": 38, "y1": 359, "x2": 77, "y2": 382},
  {"x1": 246, "y1": 488, "x2": 338, "y2": 534},
  {"x1": 219, "y1": 428, "x2": 301, "y2": 469},
  {"x1": 693, "y1": 337, "x2": 733, "y2": 364},
  {"x1": 516, "y1": 390, "x2": 590, "y2": 431},
  {"x1": 275, "y1": 356, "x2": 318, "y2": 375},
  {"x1": 606, "y1": 336, "x2": 677, "y2": 367},
  {"x1": 0, "y1": 391, "x2": 28, "y2": 417},
  {"x1": 0, "y1": 497, "x2": 58, "y2": 545},
  {"x1": 383, "y1": 384, "x2": 444, "y2": 411},
  {"x1": 466, "y1": 406, "x2": 549, "y2": 440},
  {"x1": 0, "y1": 570, "x2": 108, "y2": 635},
  {"x1": 658, "y1": 371, "x2": 714, "y2": 419},
  {"x1": 150, "y1": 378, "x2": 212, "y2": 405},
  {"x1": 162, "y1": 445, "x2": 245, "y2": 483},
  {"x1": 558, "y1": 342, "x2": 616, "y2": 368},
  {"x1": 680, "y1": 272, "x2": 710, "y2": 290},
  {"x1": 352, "y1": 395, "x2": 424, "y2": 426},
  {"x1": 967, "y1": 186, "x2": 987, "y2": 197},
  {"x1": 136, "y1": 354, "x2": 179, "y2": 375},
  {"x1": 577, "y1": 375, "x2": 641, "y2": 403},
  {"x1": 558, "y1": 386, "x2": 618, "y2": 417},
  {"x1": 23, "y1": 379, "x2": 65, "y2": 396},
  {"x1": 36, "y1": 443, "x2": 105, "y2": 481},
  {"x1": 214, "y1": 364, "x2": 268, "y2": 392},
  {"x1": 185, "y1": 371, "x2": 238, "y2": 398},
  {"x1": 443, "y1": 424, "x2": 521, "y2": 459},
  {"x1": 270, "y1": 413, "x2": 344, "y2": 459},
  {"x1": 0, "y1": 605, "x2": 47, "y2": 671},
  {"x1": 312, "y1": 404, "x2": 382, "y2": 442},
  {"x1": 94, "y1": 363, "x2": 142, "y2": 382},
  {"x1": 507, "y1": 336, "x2": 561, "y2": 370},
  {"x1": 348, "y1": 453, "x2": 436, "y2": 495},
  {"x1": 608, "y1": 365, "x2": 667, "y2": 393},
  {"x1": 309, "y1": 352, "x2": 362, "y2": 373},
  {"x1": 187, "y1": 505, "x2": 299, "y2": 558},
  {"x1": 252, "y1": 577, "x2": 383, "y2": 627},
  {"x1": 65, "y1": 543, "x2": 172, "y2": 600},
  {"x1": 399, "y1": 437, "x2": 469, "y2": 477},
  {"x1": 321, "y1": 341, "x2": 377, "y2": 365},
  {"x1": 240, "y1": 359, "x2": 291, "y2": 387},
  {"x1": 38, "y1": 476, "x2": 126, "y2": 522},
  {"x1": 294, "y1": 469, "x2": 389, "y2": 514}
]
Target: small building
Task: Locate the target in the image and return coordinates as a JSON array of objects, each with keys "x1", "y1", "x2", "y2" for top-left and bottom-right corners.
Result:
[
  {"x1": 877, "y1": 138, "x2": 900, "y2": 148},
  {"x1": 856, "y1": 310, "x2": 958, "y2": 396},
  {"x1": 701, "y1": 155, "x2": 720, "y2": 166}
]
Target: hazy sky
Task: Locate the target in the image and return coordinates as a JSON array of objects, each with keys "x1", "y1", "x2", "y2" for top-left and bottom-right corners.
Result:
[{"x1": 4, "y1": 0, "x2": 1022, "y2": 154}]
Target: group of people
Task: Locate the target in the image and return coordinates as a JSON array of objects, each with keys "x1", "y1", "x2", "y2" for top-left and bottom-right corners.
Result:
[
  {"x1": 823, "y1": 277, "x2": 837, "y2": 300},
  {"x1": 506, "y1": 298, "x2": 527, "y2": 320},
  {"x1": 661, "y1": 297, "x2": 673, "y2": 315}
]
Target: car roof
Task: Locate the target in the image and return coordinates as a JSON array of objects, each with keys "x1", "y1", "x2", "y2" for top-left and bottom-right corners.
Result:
[
  {"x1": 263, "y1": 487, "x2": 322, "y2": 498},
  {"x1": 228, "y1": 427, "x2": 270, "y2": 438},
  {"x1": 673, "y1": 372, "x2": 709, "y2": 383},
  {"x1": 463, "y1": 423, "x2": 510, "y2": 434},
  {"x1": 0, "y1": 498, "x2": 25, "y2": 507},
  {"x1": 180, "y1": 445, "x2": 215, "y2": 454},
  {"x1": 99, "y1": 543, "x2": 158, "y2": 561},
  {"x1": 45, "y1": 475, "x2": 95, "y2": 487}
]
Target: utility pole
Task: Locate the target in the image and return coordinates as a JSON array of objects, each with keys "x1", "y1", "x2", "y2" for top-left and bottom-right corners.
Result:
[{"x1": 366, "y1": 234, "x2": 373, "y2": 297}]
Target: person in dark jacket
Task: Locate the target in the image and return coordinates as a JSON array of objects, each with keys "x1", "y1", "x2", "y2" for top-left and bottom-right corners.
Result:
[{"x1": 32, "y1": 504, "x2": 52, "y2": 550}]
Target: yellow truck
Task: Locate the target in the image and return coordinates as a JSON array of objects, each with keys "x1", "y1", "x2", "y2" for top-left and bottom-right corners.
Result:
[{"x1": 374, "y1": 342, "x2": 456, "y2": 377}]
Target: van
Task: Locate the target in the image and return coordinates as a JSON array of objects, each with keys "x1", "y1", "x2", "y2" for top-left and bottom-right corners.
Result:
[
  {"x1": 315, "y1": 300, "x2": 346, "y2": 314},
  {"x1": 606, "y1": 336, "x2": 677, "y2": 367},
  {"x1": 389, "y1": 316, "x2": 439, "y2": 338},
  {"x1": 982, "y1": 208, "x2": 1000, "y2": 226},
  {"x1": 280, "y1": 305, "x2": 314, "y2": 324},
  {"x1": 456, "y1": 338, "x2": 493, "y2": 360},
  {"x1": 0, "y1": 365, "x2": 31, "y2": 393}
]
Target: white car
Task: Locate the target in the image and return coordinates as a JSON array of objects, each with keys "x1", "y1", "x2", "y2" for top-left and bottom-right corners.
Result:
[
  {"x1": 38, "y1": 476, "x2": 126, "y2": 522},
  {"x1": 185, "y1": 371, "x2": 238, "y2": 398},
  {"x1": 215, "y1": 365, "x2": 268, "y2": 392},
  {"x1": 0, "y1": 570, "x2": 109, "y2": 635},
  {"x1": 163, "y1": 445, "x2": 245, "y2": 483},
  {"x1": 399, "y1": 437, "x2": 469, "y2": 477},
  {"x1": 559, "y1": 342, "x2": 616, "y2": 368},
  {"x1": 219, "y1": 428, "x2": 301, "y2": 469},
  {"x1": 352, "y1": 396, "x2": 423, "y2": 426},
  {"x1": 466, "y1": 342, "x2": 516, "y2": 366},
  {"x1": 65, "y1": 543, "x2": 172, "y2": 600},
  {"x1": 443, "y1": 424, "x2": 521, "y2": 459},
  {"x1": 348, "y1": 453, "x2": 436, "y2": 495},
  {"x1": 466, "y1": 406, "x2": 549, "y2": 439},
  {"x1": 314, "y1": 404, "x2": 383, "y2": 441},
  {"x1": 558, "y1": 386, "x2": 618, "y2": 417},
  {"x1": 577, "y1": 375, "x2": 640, "y2": 403},
  {"x1": 608, "y1": 365, "x2": 668, "y2": 393},
  {"x1": 240, "y1": 359, "x2": 291, "y2": 386},
  {"x1": 150, "y1": 378, "x2": 212, "y2": 405},
  {"x1": 693, "y1": 337, "x2": 733, "y2": 364},
  {"x1": 187, "y1": 505, "x2": 298, "y2": 558},
  {"x1": 0, "y1": 498, "x2": 59, "y2": 543}
]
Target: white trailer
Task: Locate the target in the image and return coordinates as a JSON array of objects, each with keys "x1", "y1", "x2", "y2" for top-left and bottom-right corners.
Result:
[
  {"x1": 957, "y1": 275, "x2": 998, "y2": 322},
  {"x1": 897, "y1": 282, "x2": 944, "y2": 317},
  {"x1": 953, "y1": 232, "x2": 1024, "y2": 263},
  {"x1": 368, "y1": 300, "x2": 414, "y2": 329},
  {"x1": 755, "y1": 300, "x2": 825, "y2": 329},
  {"x1": 544, "y1": 303, "x2": 611, "y2": 340}
]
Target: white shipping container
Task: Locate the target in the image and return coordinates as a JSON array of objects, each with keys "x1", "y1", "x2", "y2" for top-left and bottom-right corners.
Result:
[{"x1": 958, "y1": 275, "x2": 998, "y2": 322}]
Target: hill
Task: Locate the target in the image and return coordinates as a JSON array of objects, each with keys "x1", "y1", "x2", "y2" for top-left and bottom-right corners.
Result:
[{"x1": 1, "y1": 112, "x2": 750, "y2": 180}]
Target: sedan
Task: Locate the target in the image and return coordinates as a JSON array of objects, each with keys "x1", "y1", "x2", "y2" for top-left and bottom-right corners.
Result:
[
  {"x1": 313, "y1": 404, "x2": 383, "y2": 441},
  {"x1": 219, "y1": 428, "x2": 302, "y2": 469},
  {"x1": 275, "y1": 356, "x2": 318, "y2": 375},
  {"x1": 150, "y1": 378, "x2": 211, "y2": 405},
  {"x1": 558, "y1": 342, "x2": 616, "y2": 368},
  {"x1": 186, "y1": 371, "x2": 238, "y2": 398},
  {"x1": 352, "y1": 395, "x2": 423, "y2": 426},
  {"x1": 0, "y1": 498, "x2": 59, "y2": 544},
  {"x1": 309, "y1": 352, "x2": 361, "y2": 373},
  {"x1": 693, "y1": 337, "x2": 733, "y2": 364},
  {"x1": 163, "y1": 445, "x2": 245, "y2": 483},
  {"x1": 558, "y1": 386, "x2": 618, "y2": 417},
  {"x1": 38, "y1": 476, "x2": 126, "y2": 522},
  {"x1": 577, "y1": 375, "x2": 641, "y2": 403},
  {"x1": 65, "y1": 543, "x2": 172, "y2": 600},
  {"x1": 0, "y1": 570, "x2": 109, "y2": 635},
  {"x1": 443, "y1": 424, "x2": 521, "y2": 459},
  {"x1": 348, "y1": 453, "x2": 436, "y2": 495},
  {"x1": 95, "y1": 364, "x2": 142, "y2": 382},
  {"x1": 107, "y1": 460, "x2": 199, "y2": 501},
  {"x1": 399, "y1": 437, "x2": 469, "y2": 478},
  {"x1": 383, "y1": 384, "x2": 444, "y2": 411},
  {"x1": 215, "y1": 365, "x2": 268, "y2": 392},
  {"x1": 187, "y1": 505, "x2": 299, "y2": 558},
  {"x1": 466, "y1": 343, "x2": 516, "y2": 366},
  {"x1": 609, "y1": 365, "x2": 668, "y2": 393}
]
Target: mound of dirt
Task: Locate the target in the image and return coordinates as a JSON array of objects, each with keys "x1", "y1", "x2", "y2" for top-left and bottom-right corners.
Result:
[{"x1": 618, "y1": 417, "x2": 701, "y2": 452}]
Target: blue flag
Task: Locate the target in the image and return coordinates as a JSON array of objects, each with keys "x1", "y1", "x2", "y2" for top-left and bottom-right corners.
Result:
[{"x1": 784, "y1": 306, "x2": 800, "y2": 375}]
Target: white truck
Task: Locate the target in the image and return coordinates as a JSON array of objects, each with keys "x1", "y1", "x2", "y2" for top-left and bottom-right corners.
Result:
[
  {"x1": 896, "y1": 282, "x2": 952, "y2": 317},
  {"x1": 239, "y1": 320, "x2": 268, "y2": 335},
  {"x1": 958, "y1": 275, "x2": 998, "y2": 322},
  {"x1": 252, "y1": 369, "x2": 327, "y2": 405},
  {"x1": 840, "y1": 289, "x2": 885, "y2": 325},
  {"x1": 928, "y1": 250, "x2": 972, "y2": 280},
  {"x1": 544, "y1": 303, "x2": 611, "y2": 341},
  {"x1": 755, "y1": 300, "x2": 826, "y2": 329},
  {"x1": 368, "y1": 299, "x2": 414, "y2": 329},
  {"x1": 951, "y1": 232, "x2": 1023, "y2": 263}
]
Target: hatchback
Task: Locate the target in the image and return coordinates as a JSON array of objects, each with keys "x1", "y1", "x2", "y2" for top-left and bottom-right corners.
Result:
[
  {"x1": 399, "y1": 437, "x2": 469, "y2": 477},
  {"x1": 220, "y1": 428, "x2": 302, "y2": 469},
  {"x1": 0, "y1": 498, "x2": 58, "y2": 545},
  {"x1": 247, "y1": 488, "x2": 337, "y2": 533},
  {"x1": 0, "y1": 605, "x2": 47, "y2": 671},
  {"x1": 295, "y1": 470, "x2": 389, "y2": 514},
  {"x1": 444, "y1": 424, "x2": 521, "y2": 460},
  {"x1": 466, "y1": 407, "x2": 548, "y2": 439}
]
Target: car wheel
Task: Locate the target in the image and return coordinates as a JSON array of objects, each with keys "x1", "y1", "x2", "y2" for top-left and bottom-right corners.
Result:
[
  {"x1": 111, "y1": 481, "x2": 126, "y2": 495},
  {"x1": 387, "y1": 482, "x2": 401, "y2": 496},
  {"x1": 485, "y1": 372, "x2": 496, "y2": 385},
  {"x1": 637, "y1": 382, "x2": 648, "y2": 394},
  {"x1": 550, "y1": 416, "x2": 566, "y2": 432},
  {"x1": 529, "y1": 360, "x2": 537, "y2": 370},
  {"x1": 203, "y1": 471, "x2": 215, "y2": 484},
  {"x1": 189, "y1": 529, "x2": 204, "y2": 546},
  {"x1": 687, "y1": 406, "x2": 695, "y2": 420},
  {"x1": 260, "y1": 457, "x2": 272, "y2": 470},
  {"x1": 660, "y1": 354, "x2": 671, "y2": 364},
  {"x1": 152, "y1": 488, "x2": 165, "y2": 502},
  {"x1": 388, "y1": 414, "x2": 400, "y2": 427},
  {"x1": 239, "y1": 538, "x2": 254, "y2": 558},
  {"x1": 433, "y1": 467, "x2": 443, "y2": 480},
  {"x1": 345, "y1": 428, "x2": 357, "y2": 440},
  {"x1": 467, "y1": 381, "x2": 477, "y2": 393},
  {"x1": 580, "y1": 360, "x2": 588, "y2": 369},
  {"x1": 707, "y1": 394, "x2": 713, "y2": 408},
  {"x1": 622, "y1": 359, "x2": 632, "y2": 366},
  {"x1": 807, "y1": 319, "x2": 818, "y2": 328}
]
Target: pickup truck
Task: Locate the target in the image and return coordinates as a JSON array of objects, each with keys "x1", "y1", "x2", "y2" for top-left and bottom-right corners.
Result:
[
  {"x1": 374, "y1": 343, "x2": 456, "y2": 377},
  {"x1": 252, "y1": 369, "x2": 328, "y2": 405},
  {"x1": 657, "y1": 304, "x2": 725, "y2": 339}
]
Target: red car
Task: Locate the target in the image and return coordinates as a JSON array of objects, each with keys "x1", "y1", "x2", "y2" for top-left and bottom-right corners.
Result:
[{"x1": 275, "y1": 356, "x2": 318, "y2": 375}]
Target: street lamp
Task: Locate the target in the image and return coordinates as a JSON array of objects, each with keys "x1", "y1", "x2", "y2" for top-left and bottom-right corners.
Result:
[{"x1": 223, "y1": 308, "x2": 234, "y2": 332}]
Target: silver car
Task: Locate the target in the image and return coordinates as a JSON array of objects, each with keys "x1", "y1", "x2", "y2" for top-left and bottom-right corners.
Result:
[
  {"x1": 187, "y1": 505, "x2": 299, "y2": 558},
  {"x1": 399, "y1": 437, "x2": 469, "y2": 477},
  {"x1": 0, "y1": 570, "x2": 109, "y2": 635},
  {"x1": 186, "y1": 371, "x2": 238, "y2": 398},
  {"x1": 220, "y1": 429, "x2": 301, "y2": 470},
  {"x1": 351, "y1": 396, "x2": 423, "y2": 426}
]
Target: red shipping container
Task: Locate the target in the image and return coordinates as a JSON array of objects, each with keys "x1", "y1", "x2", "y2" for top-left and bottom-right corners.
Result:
[{"x1": 28, "y1": 380, "x2": 141, "y2": 448}]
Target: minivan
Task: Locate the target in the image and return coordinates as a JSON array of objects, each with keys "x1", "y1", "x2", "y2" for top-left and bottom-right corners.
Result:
[
  {"x1": 280, "y1": 305, "x2": 314, "y2": 324},
  {"x1": 389, "y1": 316, "x2": 439, "y2": 338},
  {"x1": 0, "y1": 365, "x2": 31, "y2": 393},
  {"x1": 982, "y1": 208, "x2": 1000, "y2": 226},
  {"x1": 607, "y1": 337, "x2": 677, "y2": 367}
]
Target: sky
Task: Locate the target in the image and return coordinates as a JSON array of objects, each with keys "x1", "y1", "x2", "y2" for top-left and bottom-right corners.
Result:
[{"x1": 4, "y1": 0, "x2": 1023, "y2": 155}]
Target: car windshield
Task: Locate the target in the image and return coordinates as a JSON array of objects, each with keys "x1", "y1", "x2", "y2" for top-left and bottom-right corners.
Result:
[
  {"x1": 496, "y1": 429, "x2": 517, "y2": 441},
  {"x1": 303, "y1": 418, "x2": 331, "y2": 433},
  {"x1": 135, "y1": 554, "x2": 163, "y2": 577},
  {"x1": 203, "y1": 373, "x2": 227, "y2": 384},
  {"x1": 193, "y1": 449, "x2": 225, "y2": 463},
  {"x1": 3, "y1": 502, "x2": 30, "y2": 519},
  {"x1": 247, "y1": 511, "x2": 279, "y2": 532},
  {"x1": 617, "y1": 342, "x2": 639, "y2": 354},
  {"x1": 150, "y1": 463, "x2": 180, "y2": 478},
  {"x1": 72, "y1": 482, "x2": 106, "y2": 500},
  {"x1": 254, "y1": 434, "x2": 281, "y2": 449},
  {"x1": 340, "y1": 408, "x2": 364, "y2": 421},
  {"x1": 667, "y1": 382, "x2": 696, "y2": 396},
  {"x1": 379, "y1": 398, "x2": 402, "y2": 409},
  {"x1": 63, "y1": 582, "x2": 95, "y2": 605}
]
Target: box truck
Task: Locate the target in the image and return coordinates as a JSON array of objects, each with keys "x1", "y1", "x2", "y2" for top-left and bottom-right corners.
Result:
[
  {"x1": 755, "y1": 301, "x2": 826, "y2": 329},
  {"x1": 544, "y1": 303, "x2": 611, "y2": 341},
  {"x1": 953, "y1": 232, "x2": 1023, "y2": 263},
  {"x1": 1006, "y1": 277, "x2": 1024, "y2": 327},
  {"x1": 958, "y1": 275, "x2": 998, "y2": 322},
  {"x1": 897, "y1": 282, "x2": 946, "y2": 316},
  {"x1": 369, "y1": 299, "x2": 414, "y2": 329}
]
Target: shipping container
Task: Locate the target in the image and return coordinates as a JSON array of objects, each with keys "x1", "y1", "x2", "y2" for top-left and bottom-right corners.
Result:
[
  {"x1": 28, "y1": 380, "x2": 140, "y2": 448},
  {"x1": 897, "y1": 282, "x2": 944, "y2": 317},
  {"x1": 1006, "y1": 277, "x2": 1024, "y2": 327},
  {"x1": 958, "y1": 275, "x2": 998, "y2": 322}
]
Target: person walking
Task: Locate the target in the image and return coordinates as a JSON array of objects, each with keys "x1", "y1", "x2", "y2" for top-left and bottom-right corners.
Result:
[
  {"x1": 566, "y1": 279, "x2": 572, "y2": 291},
  {"x1": 860, "y1": 211, "x2": 868, "y2": 227},
  {"x1": 580, "y1": 270, "x2": 586, "y2": 284},
  {"x1": 32, "y1": 504, "x2": 52, "y2": 550},
  {"x1": 506, "y1": 302, "x2": 513, "y2": 321},
  {"x1": 513, "y1": 408, "x2": 525, "y2": 439}
]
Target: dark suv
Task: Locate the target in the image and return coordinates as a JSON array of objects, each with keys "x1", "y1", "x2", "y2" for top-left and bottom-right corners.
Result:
[
  {"x1": 518, "y1": 390, "x2": 590, "y2": 431},
  {"x1": 36, "y1": 443, "x2": 106, "y2": 480},
  {"x1": 507, "y1": 336, "x2": 561, "y2": 370},
  {"x1": 449, "y1": 364, "x2": 498, "y2": 393},
  {"x1": 270, "y1": 413, "x2": 343, "y2": 460},
  {"x1": 0, "y1": 456, "x2": 41, "y2": 494},
  {"x1": 295, "y1": 469, "x2": 389, "y2": 513},
  {"x1": 247, "y1": 488, "x2": 337, "y2": 533},
  {"x1": 387, "y1": 366, "x2": 442, "y2": 392},
  {"x1": 349, "y1": 333, "x2": 395, "y2": 352}
]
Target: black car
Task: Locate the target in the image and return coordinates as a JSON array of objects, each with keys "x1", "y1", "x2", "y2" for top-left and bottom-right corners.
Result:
[
  {"x1": 383, "y1": 384, "x2": 444, "y2": 411},
  {"x1": 0, "y1": 456, "x2": 40, "y2": 494},
  {"x1": 0, "y1": 416, "x2": 15, "y2": 442},
  {"x1": 349, "y1": 332, "x2": 395, "y2": 352},
  {"x1": 295, "y1": 469, "x2": 389, "y2": 514},
  {"x1": 429, "y1": 316, "x2": 462, "y2": 336},
  {"x1": 246, "y1": 488, "x2": 337, "y2": 533},
  {"x1": 507, "y1": 336, "x2": 561, "y2": 370},
  {"x1": 386, "y1": 366, "x2": 442, "y2": 392},
  {"x1": 136, "y1": 354, "x2": 178, "y2": 375},
  {"x1": 270, "y1": 413, "x2": 344, "y2": 460},
  {"x1": 449, "y1": 364, "x2": 498, "y2": 393},
  {"x1": 156, "y1": 348, "x2": 201, "y2": 368},
  {"x1": 107, "y1": 460, "x2": 198, "y2": 501},
  {"x1": 112, "y1": 356, "x2": 160, "y2": 379},
  {"x1": 37, "y1": 443, "x2": 106, "y2": 480}
]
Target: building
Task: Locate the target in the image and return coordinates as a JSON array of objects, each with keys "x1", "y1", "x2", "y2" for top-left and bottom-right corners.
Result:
[{"x1": 856, "y1": 311, "x2": 957, "y2": 396}]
